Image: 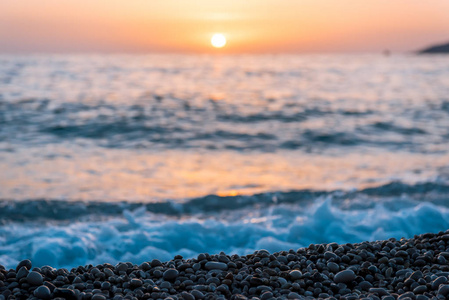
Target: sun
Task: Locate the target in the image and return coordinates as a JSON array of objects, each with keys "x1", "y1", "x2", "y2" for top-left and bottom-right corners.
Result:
[{"x1": 211, "y1": 33, "x2": 227, "y2": 48}]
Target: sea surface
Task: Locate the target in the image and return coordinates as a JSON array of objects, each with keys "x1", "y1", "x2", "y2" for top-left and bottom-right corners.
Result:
[{"x1": 1, "y1": 54, "x2": 449, "y2": 269}]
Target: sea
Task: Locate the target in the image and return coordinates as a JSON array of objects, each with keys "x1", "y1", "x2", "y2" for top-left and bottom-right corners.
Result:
[{"x1": 1, "y1": 54, "x2": 449, "y2": 269}]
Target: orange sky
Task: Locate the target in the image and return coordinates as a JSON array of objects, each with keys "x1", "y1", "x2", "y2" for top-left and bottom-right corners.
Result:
[{"x1": 1, "y1": 0, "x2": 448, "y2": 53}]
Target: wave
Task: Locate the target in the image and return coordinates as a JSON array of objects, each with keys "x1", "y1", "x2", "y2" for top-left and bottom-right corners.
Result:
[
  {"x1": 1, "y1": 181, "x2": 449, "y2": 269},
  {"x1": 1, "y1": 181, "x2": 448, "y2": 222},
  {"x1": 1, "y1": 97, "x2": 443, "y2": 152}
]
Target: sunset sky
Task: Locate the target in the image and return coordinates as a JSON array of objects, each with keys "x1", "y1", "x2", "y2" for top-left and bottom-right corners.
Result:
[{"x1": 1, "y1": 0, "x2": 449, "y2": 54}]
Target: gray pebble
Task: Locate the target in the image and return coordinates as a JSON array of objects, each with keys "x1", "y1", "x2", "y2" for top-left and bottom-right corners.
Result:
[
  {"x1": 116, "y1": 263, "x2": 128, "y2": 273},
  {"x1": 204, "y1": 262, "x2": 228, "y2": 271},
  {"x1": 33, "y1": 285, "x2": 51, "y2": 299},
  {"x1": 130, "y1": 278, "x2": 142, "y2": 288},
  {"x1": 334, "y1": 270, "x2": 356, "y2": 284},
  {"x1": 91, "y1": 294, "x2": 107, "y2": 300},
  {"x1": 413, "y1": 285, "x2": 427, "y2": 294},
  {"x1": 432, "y1": 276, "x2": 448, "y2": 290},
  {"x1": 16, "y1": 266, "x2": 29, "y2": 279},
  {"x1": 181, "y1": 291, "x2": 195, "y2": 300},
  {"x1": 438, "y1": 284, "x2": 449, "y2": 296},
  {"x1": 16, "y1": 259, "x2": 32, "y2": 272},
  {"x1": 288, "y1": 292, "x2": 301, "y2": 299},
  {"x1": 27, "y1": 271, "x2": 44, "y2": 286},
  {"x1": 327, "y1": 262, "x2": 339, "y2": 273},
  {"x1": 289, "y1": 270, "x2": 302, "y2": 280},
  {"x1": 163, "y1": 268, "x2": 179, "y2": 281},
  {"x1": 151, "y1": 259, "x2": 163, "y2": 267},
  {"x1": 359, "y1": 280, "x2": 373, "y2": 291},
  {"x1": 369, "y1": 288, "x2": 389, "y2": 296},
  {"x1": 191, "y1": 289, "x2": 205, "y2": 299}
]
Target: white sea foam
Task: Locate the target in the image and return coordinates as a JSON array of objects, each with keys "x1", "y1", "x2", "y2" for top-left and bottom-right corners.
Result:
[{"x1": 1, "y1": 194, "x2": 448, "y2": 270}]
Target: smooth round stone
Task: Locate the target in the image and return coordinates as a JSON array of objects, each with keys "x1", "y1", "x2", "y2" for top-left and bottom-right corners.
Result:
[
  {"x1": 27, "y1": 271, "x2": 44, "y2": 286},
  {"x1": 163, "y1": 268, "x2": 179, "y2": 281},
  {"x1": 16, "y1": 259, "x2": 32, "y2": 272},
  {"x1": 34, "y1": 285, "x2": 51, "y2": 299},
  {"x1": 408, "y1": 271, "x2": 423, "y2": 281},
  {"x1": 139, "y1": 262, "x2": 150, "y2": 271},
  {"x1": 91, "y1": 294, "x2": 107, "y2": 300},
  {"x1": 359, "y1": 281, "x2": 373, "y2": 291},
  {"x1": 151, "y1": 259, "x2": 163, "y2": 267},
  {"x1": 260, "y1": 291, "x2": 274, "y2": 300},
  {"x1": 327, "y1": 262, "x2": 339, "y2": 273},
  {"x1": 205, "y1": 262, "x2": 228, "y2": 271},
  {"x1": 412, "y1": 285, "x2": 426, "y2": 295},
  {"x1": 287, "y1": 292, "x2": 301, "y2": 299},
  {"x1": 101, "y1": 281, "x2": 111, "y2": 290},
  {"x1": 16, "y1": 266, "x2": 29, "y2": 279},
  {"x1": 53, "y1": 288, "x2": 77, "y2": 299},
  {"x1": 369, "y1": 288, "x2": 389, "y2": 296},
  {"x1": 432, "y1": 276, "x2": 448, "y2": 290},
  {"x1": 289, "y1": 270, "x2": 302, "y2": 280},
  {"x1": 181, "y1": 292, "x2": 195, "y2": 300},
  {"x1": 334, "y1": 270, "x2": 356, "y2": 284},
  {"x1": 130, "y1": 278, "x2": 142, "y2": 288},
  {"x1": 324, "y1": 251, "x2": 337, "y2": 260},
  {"x1": 191, "y1": 289, "x2": 205, "y2": 299},
  {"x1": 115, "y1": 263, "x2": 128, "y2": 273},
  {"x1": 438, "y1": 284, "x2": 449, "y2": 296}
]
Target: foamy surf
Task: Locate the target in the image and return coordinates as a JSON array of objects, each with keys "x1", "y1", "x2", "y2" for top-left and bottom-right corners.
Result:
[{"x1": 1, "y1": 181, "x2": 448, "y2": 270}]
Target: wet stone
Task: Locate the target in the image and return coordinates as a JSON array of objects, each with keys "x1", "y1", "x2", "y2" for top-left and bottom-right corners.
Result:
[
  {"x1": 205, "y1": 262, "x2": 228, "y2": 271},
  {"x1": 163, "y1": 269, "x2": 179, "y2": 281},
  {"x1": 16, "y1": 260, "x2": 32, "y2": 273},
  {"x1": 431, "y1": 276, "x2": 448, "y2": 290},
  {"x1": 27, "y1": 271, "x2": 44, "y2": 286},
  {"x1": 289, "y1": 270, "x2": 302, "y2": 280},
  {"x1": 33, "y1": 285, "x2": 51, "y2": 300},
  {"x1": 53, "y1": 288, "x2": 77, "y2": 300},
  {"x1": 334, "y1": 270, "x2": 356, "y2": 284},
  {"x1": 16, "y1": 266, "x2": 29, "y2": 280}
]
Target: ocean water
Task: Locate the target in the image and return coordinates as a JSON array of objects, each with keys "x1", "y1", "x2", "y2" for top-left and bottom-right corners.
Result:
[{"x1": 1, "y1": 54, "x2": 449, "y2": 269}]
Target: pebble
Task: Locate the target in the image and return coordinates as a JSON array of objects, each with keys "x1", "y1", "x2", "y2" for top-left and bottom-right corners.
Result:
[
  {"x1": 438, "y1": 284, "x2": 449, "y2": 296},
  {"x1": 130, "y1": 278, "x2": 142, "y2": 288},
  {"x1": 432, "y1": 276, "x2": 448, "y2": 290},
  {"x1": 327, "y1": 262, "x2": 340, "y2": 273},
  {"x1": 27, "y1": 271, "x2": 44, "y2": 286},
  {"x1": 91, "y1": 294, "x2": 107, "y2": 300},
  {"x1": 34, "y1": 285, "x2": 51, "y2": 299},
  {"x1": 16, "y1": 266, "x2": 29, "y2": 279},
  {"x1": 289, "y1": 270, "x2": 302, "y2": 280},
  {"x1": 53, "y1": 288, "x2": 77, "y2": 300},
  {"x1": 288, "y1": 292, "x2": 301, "y2": 299},
  {"x1": 191, "y1": 289, "x2": 205, "y2": 299},
  {"x1": 204, "y1": 262, "x2": 228, "y2": 271},
  {"x1": 163, "y1": 268, "x2": 179, "y2": 280},
  {"x1": 16, "y1": 259, "x2": 32, "y2": 272},
  {"x1": 334, "y1": 270, "x2": 356, "y2": 283}
]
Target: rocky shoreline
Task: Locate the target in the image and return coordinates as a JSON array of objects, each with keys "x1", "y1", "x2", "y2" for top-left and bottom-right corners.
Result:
[{"x1": 2, "y1": 231, "x2": 449, "y2": 299}]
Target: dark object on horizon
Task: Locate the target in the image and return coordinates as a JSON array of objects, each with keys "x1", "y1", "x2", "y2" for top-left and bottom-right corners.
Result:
[{"x1": 418, "y1": 41, "x2": 449, "y2": 54}]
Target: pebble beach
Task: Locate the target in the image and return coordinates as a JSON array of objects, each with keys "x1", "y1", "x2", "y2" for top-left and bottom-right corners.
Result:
[{"x1": 3, "y1": 231, "x2": 449, "y2": 300}]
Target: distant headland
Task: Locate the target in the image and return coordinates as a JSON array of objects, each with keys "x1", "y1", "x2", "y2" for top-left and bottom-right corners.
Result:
[{"x1": 418, "y1": 41, "x2": 449, "y2": 54}]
